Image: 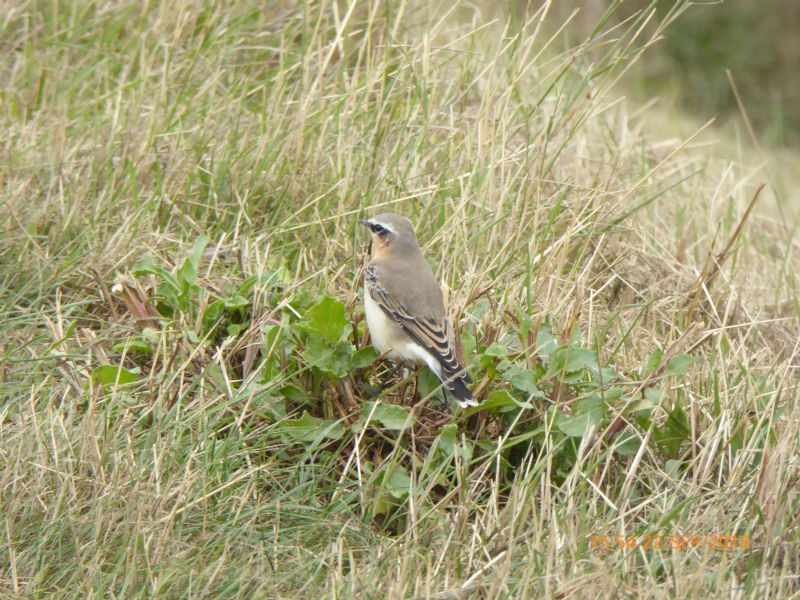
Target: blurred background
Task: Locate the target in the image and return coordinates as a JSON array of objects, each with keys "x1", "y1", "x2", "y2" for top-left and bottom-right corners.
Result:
[{"x1": 518, "y1": 0, "x2": 800, "y2": 149}]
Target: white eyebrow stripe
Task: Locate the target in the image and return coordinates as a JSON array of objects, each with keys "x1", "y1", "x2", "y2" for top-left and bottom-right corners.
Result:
[{"x1": 371, "y1": 220, "x2": 396, "y2": 234}]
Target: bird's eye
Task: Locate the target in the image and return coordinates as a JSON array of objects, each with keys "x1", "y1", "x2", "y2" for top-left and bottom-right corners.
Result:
[{"x1": 372, "y1": 224, "x2": 386, "y2": 235}]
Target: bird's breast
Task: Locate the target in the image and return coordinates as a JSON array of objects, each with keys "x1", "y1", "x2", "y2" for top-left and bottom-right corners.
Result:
[{"x1": 364, "y1": 285, "x2": 428, "y2": 366}]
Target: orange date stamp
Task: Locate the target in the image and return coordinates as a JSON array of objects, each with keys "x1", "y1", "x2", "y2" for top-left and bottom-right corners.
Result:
[{"x1": 591, "y1": 533, "x2": 750, "y2": 552}]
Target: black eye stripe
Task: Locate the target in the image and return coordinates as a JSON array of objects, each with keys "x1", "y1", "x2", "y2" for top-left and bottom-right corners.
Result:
[{"x1": 372, "y1": 224, "x2": 387, "y2": 234}]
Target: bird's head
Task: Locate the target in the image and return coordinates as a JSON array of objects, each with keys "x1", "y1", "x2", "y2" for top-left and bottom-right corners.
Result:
[{"x1": 359, "y1": 213, "x2": 417, "y2": 257}]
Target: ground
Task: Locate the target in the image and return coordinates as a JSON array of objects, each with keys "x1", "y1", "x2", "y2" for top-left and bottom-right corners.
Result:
[{"x1": 1, "y1": 1, "x2": 799, "y2": 598}]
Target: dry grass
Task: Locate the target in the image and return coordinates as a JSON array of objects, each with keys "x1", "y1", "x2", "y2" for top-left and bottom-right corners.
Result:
[{"x1": 1, "y1": 1, "x2": 799, "y2": 598}]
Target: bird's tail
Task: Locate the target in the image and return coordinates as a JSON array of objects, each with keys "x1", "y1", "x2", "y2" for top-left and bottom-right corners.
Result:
[{"x1": 442, "y1": 369, "x2": 477, "y2": 408}]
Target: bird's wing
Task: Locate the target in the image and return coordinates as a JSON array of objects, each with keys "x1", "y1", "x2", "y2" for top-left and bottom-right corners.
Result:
[{"x1": 367, "y1": 274, "x2": 471, "y2": 384}]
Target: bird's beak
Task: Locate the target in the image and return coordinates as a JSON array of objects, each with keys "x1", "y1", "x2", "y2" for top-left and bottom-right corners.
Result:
[{"x1": 358, "y1": 219, "x2": 371, "y2": 229}]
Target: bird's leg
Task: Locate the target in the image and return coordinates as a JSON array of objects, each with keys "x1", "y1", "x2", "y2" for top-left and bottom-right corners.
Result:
[
  {"x1": 396, "y1": 366, "x2": 414, "y2": 402},
  {"x1": 381, "y1": 362, "x2": 403, "y2": 388},
  {"x1": 355, "y1": 361, "x2": 400, "y2": 398},
  {"x1": 410, "y1": 366, "x2": 422, "y2": 401}
]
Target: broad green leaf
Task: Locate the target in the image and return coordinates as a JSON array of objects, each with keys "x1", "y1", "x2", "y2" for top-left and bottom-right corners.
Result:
[
  {"x1": 142, "y1": 327, "x2": 160, "y2": 344},
  {"x1": 416, "y1": 368, "x2": 442, "y2": 400},
  {"x1": 261, "y1": 324, "x2": 292, "y2": 381},
  {"x1": 301, "y1": 295, "x2": 351, "y2": 343},
  {"x1": 302, "y1": 338, "x2": 354, "y2": 378},
  {"x1": 601, "y1": 387, "x2": 624, "y2": 402},
  {"x1": 461, "y1": 333, "x2": 477, "y2": 357},
  {"x1": 377, "y1": 463, "x2": 411, "y2": 499},
  {"x1": 665, "y1": 353, "x2": 697, "y2": 377},
  {"x1": 436, "y1": 423, "x2": 473, "y2": 461},
  {"x1": 155, "y1": 282, "x2": 180, "y2": 312},
  {"x1": 277, "y1": 411, "x2": 345, "y2": 444},
  {"x1": 362, "y1": 401, "x2": 414, "y2": 431},
  {"x1": 464, "y1": 389, "x2": 533, "y2": 417},
  {"x1": 278, "y1": 384, "x2": 312, "y2": 404},
  {"x1": 177, "y1": 235, "x2": 210, "y2": 286},
  {"x1": 93, "y1": 365, "x2": 140, "y2": 386},
  {"x1": 613, "y1": 435, "x2": 641, "y2": 456},
  {"x1": 536, "y1": 322, "x2": 558, "y2": 357},
  {"x1": 111, "y1": 339, "x2": 153, "y2": 354},
  {"x1": 132, "y1": 256, "x2": 180, "y2": 292},
  {"x1": 593, "y1": 366, "x2": 622, "y2": 383},
  {"x1": 203, "y1": 363, "x2": 227, "y2": 391},
  {"x1": 502, "y1": 365, "x2": 544, "y2": 398},
  {"x1": 351, "y1": 346, "x2": 378, "y2": 370},
  {"x1": 518, "y1": 312, "x2": 533, "y2": 339},
  {"x1": 556, "y1": 396, "x2": 604, "y2": 437},
  {"x1": 653, "y1": 404, "x2": 690, "y2": 456},
  {"x1": 645, "y1": 349, "x2": 663, "y2": 374},
  {"x1": 547, "y1": 346, "x2": 597, "y2": 376},
  {"x1": 483, "y1": 342, "x2": 509, "y2": 358},
  {"x1": 665, "y1": 404, "x2": 690, "y2": 437},
  {"x1": 235, "y1": 382, "x2": 286, "y2": 419},
  {"x1": 223, "y1": 294, "x2": 249, "y2": 310},
  {"x1": 438, "y1": 423, "x2": 458, "y2": 452},
  {"x1": 563, "y1": 348, "x2": 598, "y2": 373},
  {"x1": 629, "y1": 388, "x2": 664, "y2": 414},
  {"x1": 201, "y1": 300, "x2": 225, "y2": 333}
]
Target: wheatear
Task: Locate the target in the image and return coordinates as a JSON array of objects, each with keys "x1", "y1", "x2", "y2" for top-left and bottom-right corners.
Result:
[{"x1": 359, "y1": 213, "x2": 477, "y2": 407}]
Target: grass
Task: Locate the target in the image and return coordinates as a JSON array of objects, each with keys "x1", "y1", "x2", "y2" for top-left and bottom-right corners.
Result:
[{"x1": 2, "y1": 1, "x2": 799, "y2": 597}]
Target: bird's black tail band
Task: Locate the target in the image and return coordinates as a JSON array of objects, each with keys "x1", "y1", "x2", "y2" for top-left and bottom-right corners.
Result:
[{"x1": 443, "y1": 369, "x2": 477, "y2": 407}]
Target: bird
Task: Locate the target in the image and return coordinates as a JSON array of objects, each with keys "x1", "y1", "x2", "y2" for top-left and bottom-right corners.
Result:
[{"x1": 359, "y1": 213, "x2": 477, "y2": 407}]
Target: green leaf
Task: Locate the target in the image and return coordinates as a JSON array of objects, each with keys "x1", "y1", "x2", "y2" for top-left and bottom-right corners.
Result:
[
  {"x1": 416, "y1": 368, "x2": 443, "y2": 400},
  {"x1": 201, "y1": 300, "x2": 225, "y2": 333},
  {"x1": 645, "y1": 349, "x2": 663, "y2": 374},
  {"x1": 435, "y1": 423, "x2": 473, "y2": 461},
  {"x1": 464, "y1": 389, "x2": 533, "y2": 417},
  {"x1": 665, "y1": 404, "x2": 690, "y2": 437},
  {"x1": 547, "y1": 345, "x2": 598, "y2": 377},
  {"x1": 177, "y1": 235, "x2": 210, "y2": 286},
  {"x1": 261, "y1": 324, "x2": 293, "y2": 381},
  {"x1": 483, "y1": 342, "x2": 509, "y2": 358},
  {"x1": 665, "y1": 459, "x2": 682, "y2": 476},
  {"x1": 92, "y1": 365, "x2": 140, "y2": 386},
  {"x1": 132, "y1": 256, "x2": 180, "y2": 293},
  {"x1": 665, "y1": 353, "x2": 697, "y2": 377},
  {"x1": 277, "y1": 411, "x2": 345, "y2": 444},
  {"x1": 111, "y1": 339, "x2": 152, "y2": 354},
  {"x1": 629, "y1": 387, "x2": 664, "y2": 414},
  {"x1": 461, "y1": 333, "x2": 477, "y2": 358},
  {"x1": 278, "y1": 384, "x2": 312, "y2": 404},
  {"x1": 235, "y1": 382, "x2": 286, "y2": 419},
  {"x1": 302, "y1": 338, "x2": 354, "y2": 378},
  {"x1": 223, "y1": 294, "x2": 249, "y2": 310},
  {"x1": 556, "y1": 396, "x2": 604, "y2": 437},
  {"x1": 438, "y1": 423, "x2": 458, "y2": 451},
  {"x1": 301, "y1": 295, "x2": 351, "y2": 343},
  {"x1": 142, "y1": 327, "x2": 160, "y2": 344},
  {"x1": 502, "y1": 365, "x2": 544, "y2": 398},
  {"x1": 536, "y1": 322, "x2": 558, "y2": 357},
  {"x1": 351, "y1": 346, "x2": 378, "y2": 370},
  {"x1": 563, "y1": 348, "x2": 598, "y2": 373},
  {"x1": 363, "y1": 401, "x2": 414, "y2": 431},
  {"x1": 376, "y1": 463, "x2": 411, "y2": 499},
  {"x1": 653, "y1": 403, "x2": 691, "y2": 456},
  {"x1": 203, "y1": 363, "x2": 227, "y2": 391},
  {"x1": 613, "y1": 435, "x2": 641, "y2": 456},
  {"x1": 601, "y1": 387, "x2": 624, "y2": 402}
]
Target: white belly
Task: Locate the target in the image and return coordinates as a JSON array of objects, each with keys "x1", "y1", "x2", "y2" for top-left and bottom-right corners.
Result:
[{"x1": 364, "y1": 286, "x2": 442, "y2": 376}]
